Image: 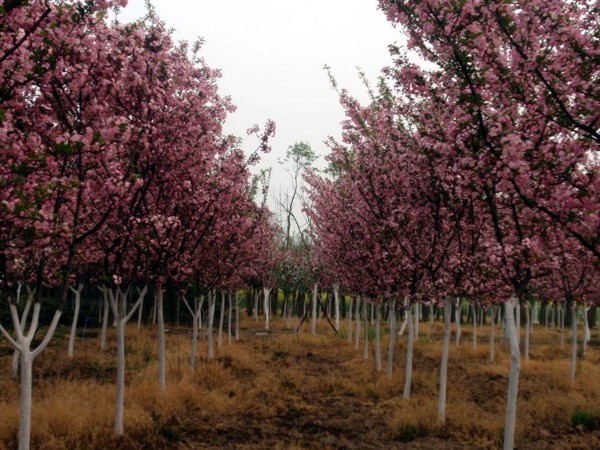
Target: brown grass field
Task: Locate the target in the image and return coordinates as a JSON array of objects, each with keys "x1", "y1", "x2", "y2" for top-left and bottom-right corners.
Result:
[{"x1": 1, "y1": 315, "x2": 600, "y2": 449}]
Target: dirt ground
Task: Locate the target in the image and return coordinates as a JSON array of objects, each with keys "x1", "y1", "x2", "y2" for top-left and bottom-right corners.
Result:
[{"x1": 1, "y1": 317, "x2": 600, "y2": 449}]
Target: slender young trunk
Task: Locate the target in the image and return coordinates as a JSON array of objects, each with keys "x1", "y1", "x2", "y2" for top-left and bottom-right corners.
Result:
[
  {"x1": 363, "y1": 302, "x2": 369, "y2": 360},
  {"x1": 354, "y1": 296, "x2": 361, "y2": 350},
  {"x1": 472, "y1": 303, "x2": 477, "y2": 351},
  {"x1": 570, "y1": 301, "x2": 577, "y2": 386},
  {"x1": 524, "y1": 302, "x2": 530, "y2": 362},
  {"x1": 253, "y1": 289, "x2": 259, "y2": 322},
  {"x1": 438, "y1": 297, "x2": 452, "y2": 424},
  {"x1": 207, "y1": 291, "x2": 216, "y2": 359},
  {"x1": 333, "y1": 284, "x2": 340, "y2": 331},
  {"x1": 490, "y1": 305, "x2": 497, "y2": 362},
  {"x1": 403, "y1": 303, "x2": 414, "y2": 400},
  {"x1": 503, "y1": 297, "x2": 521, "y2": 450},
  {"x1": 100, "y1": 286, "x2": 109, "y2": 350},
  {"x1": 387, "y1": 303, "x2": 396, "y2": 380},
  {"x1": 0, "y1": 303, "x2": 62, "y2": 450},
  {"x1": 264, "y1": 287, "x2": 272, "y2": 331},
  {"x1": 311, "y1": 283, "x2": 318, "y2": 335},
  {"x1": 157, "y1": 288, "x2": 166, "y2": 391},
  {"x1": 414, "y1": 303, "x2": 420, "y2": 340},
  {"x1": 235, "y1": 293, "x2": 240, "y2": 341},
  {"x1": 108, "y1": 286, "x2": 147, "y2": 436},
  {"x1": 115, "y1": 313, "x2": 126, "y2": 435},
  {"x1": 183, "y1": 295, "x2": 202, "y2": 370},
  {"x1": 218, "y1": 291, "x2": 226, "y2": 347},
  {"x1": 67, "y1": 283, "x2": 83, "y2": 358},
  {"x1": 12, "y1": 291, "x2": 34, "y2": 378},
  {"x1": 583, "y1": 304, "x2": 590, "y2": 357},
  {"x1": 137, "y1": 291, "x2": 144, "y2": 331},
  {"x1": 375, "y1": 304, "x2": 381, "y2": 371},
  {"x1": 455, "y1": 298, "x2": 462, "y2": 347},
  {"x1": 228, "y1": 292, "x2": 233, "y2": 344},
  {"x1": 560, "y1": 303, "x2": 565, "y2": 348},
  {"x1": 348, "y1": 297, "x2": 354, "y2": 343},
  {"x1": 516, "y1": 302, "x2": 521, "y2": 347}
]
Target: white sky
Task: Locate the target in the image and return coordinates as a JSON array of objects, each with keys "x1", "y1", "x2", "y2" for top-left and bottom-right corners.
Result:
[{"x1": 118, "y1": 0, "x2": 400, "y2": 222}]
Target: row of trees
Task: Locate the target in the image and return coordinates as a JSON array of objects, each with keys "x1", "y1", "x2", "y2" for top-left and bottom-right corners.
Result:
[
  {"x1": 0, "y1": 1, "x2": 282, "y2": 448},
  {"x1": 307, "y1": 1, "x2": 599, "y2": 449}
]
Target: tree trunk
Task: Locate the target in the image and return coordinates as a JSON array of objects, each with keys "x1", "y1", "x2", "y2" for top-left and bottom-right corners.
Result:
[
  {"x1": 311, "y1": 283, "x2": 318, "y2": 335},
  {"x1": 455, "y1": 298, "x2": 462, "y2": 347},
  {"x1": 570, "y1": 301, "x2": 577, "y2": 386},
  {"x1": 490, "y1": 305, "x2": 497, "y2": 362},
  {"x1": 347, "y1": 297, "x2": 354, "y2": 343},
  {"x1": 354, "y1": 297, "x2": 361, "y2": 350},
  {"x1": 218, "y1": 291, "x2": 226, "y2": 347},
  {"x1": 387, "y1": 303, "x2": 396, "y2": 380},
  {"x1": 100, "y1": 286, "x2": 110, "y2": 350},
  {"x1": 363, "y1": 302, "x2": 369, "y2": 360},
  {"x1": 228, "y1": 292, "x2": 233, "y2": 344},
  {"x1": 157, "y1": 288, "x2": 166, "y2": 391},
  {"x1": 0, "y1": 303, "x2": 61, "y2": 450},
  {"x1": 264, "y1": 287, "x2": 272, "y2": 330},
  {"x1": 438, "y1": 297, "x2": 451, "y2": 424},
  {"x1": 68, "y1": 283, "x2": 83, "y2": 358},
  {"x1": 560, "y1": 303, "x2": 565, "y2": 348},
  {"x1": 403, "y1": 303, "x2": 414, "y2": 400},
  {"x1": 503, "y1": 297, "x2": 521, "y2": 450},
  {"x1": 583, "y1": 304, "x2": 590, "y2": 357},
  {"x1": 524, "y1": 302, "x2": 530, "y2": 361},
  {"x1": 472, "y1": 303, "x2": 477, "y2": 351},
  {"x1": 235, "y1": 293, "x2": 240, "y2": 341},
  {"x1": 333, "y1": 284, "x2": 340, "y2": 331},
  {"x1": 207, "y1": 290, "x2": 216, "y2": 359},
  {"x1": 375, "y1": 304, "x2": 381, "y2": 371}
]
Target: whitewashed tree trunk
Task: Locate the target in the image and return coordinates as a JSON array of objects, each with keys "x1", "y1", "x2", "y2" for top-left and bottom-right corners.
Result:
[
  {"x1": 155, "y1": 288, "x2": 167, "y2": 391},
  {"x1": 375, "y1": 304, "x2": 381, "y2": 371},
  {"x1": 455, "y1": 298, "x2": 462, "y2": 347},
  {"x1": 67, "y1": 283, "x2": 84, "y2": 358},
  {"x1": 11, "y1": 289, "x2": 34, "y2": 379},
  {"x1": 235, "y1": 292, "x2": 240, "y2": 341},
  {"x1": 228, "y1": 291, "x2": 233, "y2": 344},
  {"x1": 333, "y1": 284, "x2": 340, "y2": 331},
  {"x1": 108, "y1": 285, "x2": 147, "y2": 436},
  {"x1": 397, "y1": 309, "x2": 408, "y2": 337},
  {"x1": 438, "y1": 297, "x2": 452, "y2": 424},
  {"x1": 263, "y1": 287, "x2": 272, "y2": 331},
  {"x1": 311, "y1": 283, "x2": 318, "y2": 335},
  {"x1": 207, "y1": 290, "x2": 216, "y2": 359},
  {"x1": 560, "y1": 303, "x2": 565, "y2": 348},
  {"x1": 218, "y1": 291, "x2": 226, "y2": 347},
  {"x1": 524, "y1": 302, "x2": 530, "y2": 361},
  {"x1": 363, "y1": 302, "x2": 369, "y2": 360},
  {"x1": 0, "y1": 303, "x2": 61, "y2": 450},
  {"x1": 403, "y1": 302, "x2": 414, "y2": 400},
  {"x1": 347, "y1": 296, "x2": 354, "y2": 343},
  {"x1": 570, "y1": 301, "x2": 577, "y2": 386},
  {"x1": 490, "y1": 305, "x2": 497, "y2": 362},
  {"x1": 414, "y1": 303, "x2": 420, "y2": 340},
  {"x1": 253, "y1": 289, "x2": 259, "y2": 322},
  {"x1": 354, "y1": 296, "x2": 361, "y2": 350},
  {"x1": 137, "y1": 290, "x2": 144, "y2": 331},
  {"x1": 183, "y1": 295, "x2": 203, "y2": 370},
  {"x1": 582, "y1": 304, "x2": 590, "y2": 357},
  {"x1": 99, "y1": 286, "x2": 110, "y2": 350},
  {"x1": 503, "y1": 297, "x2": 521, "y2": 450},
  {"x1": 516, "y1": 301, "x2": 521, "y2": 347},
  {"x1": 472, "y1": 303, "x2": 477, "y2": 351},
  {"x1": 387, "y1": 303, "x2": 396, "y2": 380}
]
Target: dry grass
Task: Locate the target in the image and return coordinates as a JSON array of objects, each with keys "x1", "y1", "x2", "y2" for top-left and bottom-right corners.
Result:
[{"x1": 1, "y1": 316, "x2": 600, "y2": 449}]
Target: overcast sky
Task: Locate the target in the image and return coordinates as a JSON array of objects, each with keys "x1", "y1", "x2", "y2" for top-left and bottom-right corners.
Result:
[{"x1": 119, "y1": 0, "x2": 400, "y2": 219}]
